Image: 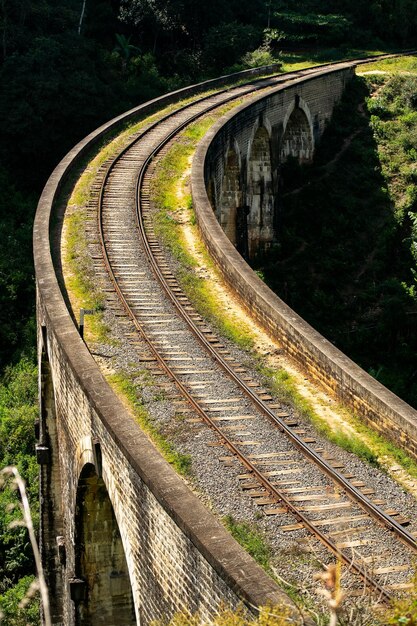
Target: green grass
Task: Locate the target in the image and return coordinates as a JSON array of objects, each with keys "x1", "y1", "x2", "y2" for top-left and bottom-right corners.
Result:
[
  {"x1": 151, "y1": 111, "x2": 256, "y2": 352},
  {"x1": 108, "y1": 372, "x2": 192, "y2": 476},
  {"x1": 357, "y1": 54, "x2": 417, "y2": 75},
  {"x1": 259, "y1": 366, "x2": 380, "y2": 467},
  {"x1": 223, "y1": 514, "x2": 326, "y2": 622},
  {"x1": 64, "y1": 209, "x2": 109, "y2": 342},
  {"x1": 281, "y1": 48, "x2": 390, "y2": 72},
  {"x1": 223, "y1": 515, "x2": 272, "y2": 573},
  {"x1": 177, "y1": 262, "x2": 254, "y2": 351},
  {"x1": 260, "y1": 365, "x2": 417, "y2": 479}
]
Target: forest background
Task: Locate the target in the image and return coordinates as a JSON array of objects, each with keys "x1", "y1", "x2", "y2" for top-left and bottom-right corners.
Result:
[{"x1": 1, "y1": 0, "x2": 417, "y2": 622}]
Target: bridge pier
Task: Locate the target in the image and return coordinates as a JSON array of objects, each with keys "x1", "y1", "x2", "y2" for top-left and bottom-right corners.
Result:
[
  {"x1": 208, "y1": 83, "x2": 343, "y2": 259},
  {"x1": 38, "y1": 329, "x2": 65, "y2": 625}
]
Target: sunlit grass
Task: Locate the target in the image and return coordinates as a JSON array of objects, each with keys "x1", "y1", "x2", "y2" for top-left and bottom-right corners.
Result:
[
  {"x1": 223, "y1": 515, "x2": 272, "y2": 573},
  {"x1": 64, "y1": 94, "x2": 242, "y2": 343},
  {"x1": 282, "y1": 48, "x2": 390, "y2": 72},
  {"x1": 107, "y1": 372, "x2": 192, "y2": 476},
  {"x1": 260, "y1": 365, "x2": 417, "y2": 479},
  {"x1": 151, "y1": 109, "x2": 256, "y2": 351},
  {"x1": 64, "y1": 209, "x2": 109, "y2": 343},
  {"x1": 259, "y1": 366, "x2": 380, "y2": 466},
  {"x1": 357, "y1": 54, "x2": 417, "y2": 75}
]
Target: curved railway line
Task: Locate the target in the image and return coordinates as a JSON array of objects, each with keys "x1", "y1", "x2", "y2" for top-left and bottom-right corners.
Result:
[{"x1": 73, "y1": 58, "x2": 417, "y2": 605}]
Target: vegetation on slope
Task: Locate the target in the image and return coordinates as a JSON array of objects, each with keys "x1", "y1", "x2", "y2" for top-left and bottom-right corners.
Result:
[
  {"x1": 0, "y1": 358, "x2": 39, "y2": 624},
  {"x1": 253, "y1": 61, "x2": 417, "y2": 408}
]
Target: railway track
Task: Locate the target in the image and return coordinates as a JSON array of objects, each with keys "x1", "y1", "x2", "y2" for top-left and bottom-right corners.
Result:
[{"x1": 77, "y1": 60, "x2": 417, "y2": 604}]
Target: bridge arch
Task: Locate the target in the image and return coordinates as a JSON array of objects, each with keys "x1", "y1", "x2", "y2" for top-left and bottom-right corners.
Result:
[
  {"x1": 247, "y1": 120, "x2": 274, "y2": 257},
  {"x1": 219, "y1": 144, "x2": 242, "y2": 245},
  {"x1": 74, "y1": 461, "x2": 136, "y2": 626},
  {"x1": 281, "y1": 96, "x2": 314, "y2": 162}
]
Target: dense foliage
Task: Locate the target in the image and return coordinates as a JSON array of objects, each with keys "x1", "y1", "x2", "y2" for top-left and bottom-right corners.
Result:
[
  {"x1": 0, "y1": 358, "x2": 39, "y2": 623},
  {"x1": 268, "y1": 0, "x2": 417, "y2": 49}
]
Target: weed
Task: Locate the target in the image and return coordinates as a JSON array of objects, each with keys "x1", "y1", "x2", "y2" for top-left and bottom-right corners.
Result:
[
  {"x1": 150, "y1": 604, "x2": 292, "y2": 625},
  {"x1": 151, "y1": 111, "x2": 257, "y2": 352},
  {"x1": 385, "y1": 569, "x2": 417, "y2": 624},
  {"x1": 223, "y1": 515, "x2": 271, "y2": 573},
  {"x1": 108, "y1": 372, "x2": 192, "y2": 476}
]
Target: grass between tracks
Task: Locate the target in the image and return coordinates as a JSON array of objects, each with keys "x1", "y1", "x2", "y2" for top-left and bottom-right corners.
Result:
[{"x1": 151, "y1": 108, "x2": 256, "y2": 352}]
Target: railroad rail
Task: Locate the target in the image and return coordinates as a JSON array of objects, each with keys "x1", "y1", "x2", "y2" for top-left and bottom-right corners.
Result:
[{"x1": 83, "y1": 58, "x2": 417, "y2": 603}]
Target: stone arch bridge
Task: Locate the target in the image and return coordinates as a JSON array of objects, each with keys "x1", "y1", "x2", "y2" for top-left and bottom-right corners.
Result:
[
  {"x1": 34, "y1": 59, "x2": 417, "y2": 625},
  {"x1": 205, "y1": 72, "x2": 346, "y2": 258}
]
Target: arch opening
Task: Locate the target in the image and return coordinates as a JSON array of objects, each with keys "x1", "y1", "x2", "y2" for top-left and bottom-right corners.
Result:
[
  {"x1": 281, "y1": 107, "x2": 313, "y2": 163},
  {"x1": 219, "y1": 149, "x2": 241, "y2": 245},
  {"x1": 247, "y1": 126, "x2": 274, "y2": 258},
  {"x1": 74, "y1": 463, "x2": 135, "y2": 626}
]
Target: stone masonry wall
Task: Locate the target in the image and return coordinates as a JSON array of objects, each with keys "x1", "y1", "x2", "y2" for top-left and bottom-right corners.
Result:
[{"x1": 39, "y1": 310, "x2": 290, "y2": 624}]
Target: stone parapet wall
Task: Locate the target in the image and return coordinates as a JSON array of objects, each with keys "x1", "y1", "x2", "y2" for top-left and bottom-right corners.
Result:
[{"x1": 192, "y1": 65, "x2": 417, "y2": 461}]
